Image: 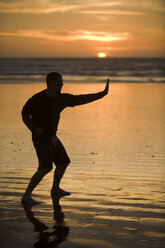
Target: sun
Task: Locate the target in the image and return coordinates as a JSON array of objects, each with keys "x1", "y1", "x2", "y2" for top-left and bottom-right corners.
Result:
[{"x1": 97, "y1": 52, "x2": 107, "y2": 58}]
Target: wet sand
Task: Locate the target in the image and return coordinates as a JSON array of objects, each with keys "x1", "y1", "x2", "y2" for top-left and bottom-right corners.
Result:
[{"x1": 0, "y1": 83, "x2": 165, "y2": 248}]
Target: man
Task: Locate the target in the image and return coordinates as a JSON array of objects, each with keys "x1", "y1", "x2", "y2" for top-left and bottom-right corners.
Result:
[{"x1": 22, "y1": 72, "x2": 109, "y2": 204}]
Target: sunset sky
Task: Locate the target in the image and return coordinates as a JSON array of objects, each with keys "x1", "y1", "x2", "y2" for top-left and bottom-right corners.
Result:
[{"x1": 0, "y1": 0, "x2": 164, "y2": 57}]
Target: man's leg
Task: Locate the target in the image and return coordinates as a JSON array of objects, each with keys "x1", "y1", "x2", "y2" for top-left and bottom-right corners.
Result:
[
  {"x1": 22, "y1": 168, "x2": 52, "y2": 204},
  {"x1": 51, "y1": 163, "x2": 70, "y2": 196}
]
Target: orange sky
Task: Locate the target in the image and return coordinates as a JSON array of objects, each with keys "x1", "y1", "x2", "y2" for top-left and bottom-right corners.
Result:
[{"x1": 0, "y1": 0, "x2": 164, "y2": 57}]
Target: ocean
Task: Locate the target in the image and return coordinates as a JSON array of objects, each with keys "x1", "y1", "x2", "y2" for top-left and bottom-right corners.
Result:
[{"x1": 0, "y1": 57, "x2": 164, "y2": 84}]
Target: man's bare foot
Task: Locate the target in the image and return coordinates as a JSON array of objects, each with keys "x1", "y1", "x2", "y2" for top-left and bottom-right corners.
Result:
[
  {"x1": 51, "y1": 188, "x2": 71, "y2": 196},
  {"x1": 21, "y1": 195, "x2": 39, "y2": 205}
]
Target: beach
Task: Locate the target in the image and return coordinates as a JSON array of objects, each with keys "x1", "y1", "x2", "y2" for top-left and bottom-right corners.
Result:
[{"x1": 0, "y1": 82, "x2": 165, "y2": 248}]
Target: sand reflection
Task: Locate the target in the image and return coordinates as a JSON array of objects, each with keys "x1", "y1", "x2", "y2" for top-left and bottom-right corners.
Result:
[{"x1": 22, "y1": 195, "x2": 69, "y2": 248}]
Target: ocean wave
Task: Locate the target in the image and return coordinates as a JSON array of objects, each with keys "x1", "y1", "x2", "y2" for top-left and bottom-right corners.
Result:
[
  {"x1": 0, "y1": 58, "x2": 164, "y2": 84},
  {"x1": 0, "y1": 75, "x2": 164, "y2": 84}
]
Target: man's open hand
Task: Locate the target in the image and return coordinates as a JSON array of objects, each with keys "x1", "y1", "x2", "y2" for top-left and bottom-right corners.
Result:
[{"x1": 103, "y1": 78, "x2": 109, "y2": 95}]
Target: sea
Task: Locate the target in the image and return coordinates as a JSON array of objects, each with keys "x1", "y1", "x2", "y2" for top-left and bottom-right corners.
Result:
[{"x1": 0, "y1": 57, "x2": 165, "y2": 84}]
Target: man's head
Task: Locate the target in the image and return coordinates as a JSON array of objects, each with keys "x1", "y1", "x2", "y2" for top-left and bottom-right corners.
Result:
[{"x1": 46, "y1": 72, "x2": 63, "y2": 94}]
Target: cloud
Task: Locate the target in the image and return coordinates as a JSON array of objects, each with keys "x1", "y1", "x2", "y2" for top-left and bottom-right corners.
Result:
[
  {"x1": 0, "y1": 0, "x2": 143, "y2": 15},
  {"x1": 0, "y1": 1, "x2": 119, "y2": 14},
  {"x1": 82, "y1": 1, "x2": 121, "y2": 8},
  {"x1": 68, "y1": 30, "x2": 132, "y2": 42},
  {"x1": 0, "y1": 1, "x2": 79, "y2": 14},
  {"x1": 77, "y1": 10, "x2": 145, "y2": 15},
  {"x1": 96, "y1": 46, "x2": 156, "y2": 51},
  {"x1": 0, "y1": 0, "x2": 164, "y2": 16},
  {"x1": 0, "y1": 29, "x2": 132, "y2": 42}
]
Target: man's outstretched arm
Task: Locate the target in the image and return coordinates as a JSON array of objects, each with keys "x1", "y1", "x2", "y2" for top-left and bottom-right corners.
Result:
[{"x1": 69, "y1": 78, "x2": 109, "y2": 107}]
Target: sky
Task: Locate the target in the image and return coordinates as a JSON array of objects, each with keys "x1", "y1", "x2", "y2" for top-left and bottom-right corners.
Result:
[{"x1": 0, "y1": 0, "x2": 164, "y2": 57}]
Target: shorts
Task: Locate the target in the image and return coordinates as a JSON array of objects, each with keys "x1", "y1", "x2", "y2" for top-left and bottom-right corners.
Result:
[{"x1": 32, "y1": 134, "x2": 70, "y2": 170}]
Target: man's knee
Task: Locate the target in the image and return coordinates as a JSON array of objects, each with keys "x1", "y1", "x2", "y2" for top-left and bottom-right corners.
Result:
[
  {"x1": 62, "y1": 160, "x2": 70, "y2": 168},
  {"x1": 38, "y1": 167, "x2": 52, "y2": 174}
]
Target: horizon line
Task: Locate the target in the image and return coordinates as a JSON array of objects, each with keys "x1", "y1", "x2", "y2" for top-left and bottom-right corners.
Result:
[{"x1": 0, "y1": 56, "x2": 165, "y2": 59}]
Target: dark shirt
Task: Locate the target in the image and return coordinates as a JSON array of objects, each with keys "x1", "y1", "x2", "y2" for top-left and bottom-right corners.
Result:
[{"x1": 22, "y1": 89, "x2": 106, "y2": 136}]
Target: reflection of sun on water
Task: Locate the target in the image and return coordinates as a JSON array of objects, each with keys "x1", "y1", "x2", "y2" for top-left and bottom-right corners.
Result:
[{"x1": 97, "y1": 52, "x2": 107, "y2": 58}]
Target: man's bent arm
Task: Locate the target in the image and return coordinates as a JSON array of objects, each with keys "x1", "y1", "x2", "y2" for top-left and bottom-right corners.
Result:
[{"x1": 22, "y1": 112, "x2": 35, "y2": 132}]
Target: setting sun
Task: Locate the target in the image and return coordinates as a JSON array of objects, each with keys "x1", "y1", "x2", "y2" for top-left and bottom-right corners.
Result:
[{"x1": 97, "y1": 52, "x2": 107, "y2": 58}]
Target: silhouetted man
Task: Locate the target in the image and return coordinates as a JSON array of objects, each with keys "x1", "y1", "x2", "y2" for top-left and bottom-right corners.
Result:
[{"x1": 21, "y1": 72, "x2": 109, "y2": 204}]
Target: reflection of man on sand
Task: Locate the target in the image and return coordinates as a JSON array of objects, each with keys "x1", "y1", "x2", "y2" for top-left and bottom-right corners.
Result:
[
  {"x1": 22, "y1": 195, "x2": 69, "y2": 248},
  {"x1": 21, "y1": 72, "x2": 109, "y2": 204}
]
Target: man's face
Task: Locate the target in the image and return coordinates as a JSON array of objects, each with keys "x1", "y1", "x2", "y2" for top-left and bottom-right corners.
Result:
[{"x1": 48, "y1": 76, "x2": 63, "y2": 94}]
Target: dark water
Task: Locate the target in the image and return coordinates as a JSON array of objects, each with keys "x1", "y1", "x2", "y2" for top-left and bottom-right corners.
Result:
[{"x1": 0, "y1": 57, "x2": 164, "y2": 84}]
